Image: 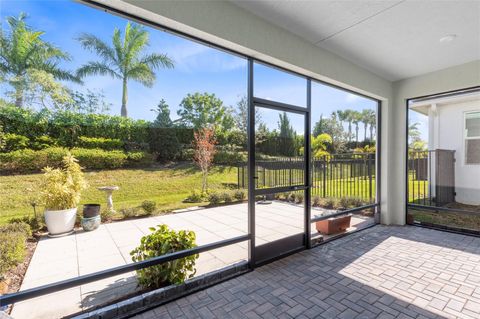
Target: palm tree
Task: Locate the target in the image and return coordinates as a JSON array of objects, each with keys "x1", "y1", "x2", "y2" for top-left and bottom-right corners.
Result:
[
  {"x1": 366, "y1": 109, "x2": 376, "y2": 142},
  {"x1": 0, "y1": 13, "x2": 79, "y2": 107},
  {"x1": 351, "y1": 110, "x2": 361, "y2": 146},
  {"x1": 360, "y1": 109, "x2": 370, "y2": 142},
  {"x1": 77, "y1": 22, "x2": 174, "y2": 117},
  {"x1": 343, "y1": 109, "x2": 354, "y2": 142}
]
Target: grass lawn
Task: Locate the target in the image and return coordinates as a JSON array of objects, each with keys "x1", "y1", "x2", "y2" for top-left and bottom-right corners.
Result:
[
  {"x1": 0, "y1": 163, "x2": 238, "y2": 225},
  {"x1": 408, "y1": 209, "x2": 480, "y2": 231}
]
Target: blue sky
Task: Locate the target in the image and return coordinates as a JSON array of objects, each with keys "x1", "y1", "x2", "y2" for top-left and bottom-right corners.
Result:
[{"x1": 1, "y1": 0, "x2": 380, "y2": 140}]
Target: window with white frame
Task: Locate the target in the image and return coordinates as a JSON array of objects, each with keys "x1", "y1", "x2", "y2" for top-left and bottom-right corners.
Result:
[{"x1": 465, "y1": 111, "x2": 480, "y2": 164}]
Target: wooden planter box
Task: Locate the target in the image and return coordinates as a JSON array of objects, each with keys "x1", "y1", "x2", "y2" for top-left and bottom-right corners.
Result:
[{"x1": 316, "y1": 214, "x2": 352, "y2": 235}]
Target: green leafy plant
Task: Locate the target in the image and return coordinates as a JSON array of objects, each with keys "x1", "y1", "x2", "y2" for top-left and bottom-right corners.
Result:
[
  {"x1": 141, "y1": 200, "x2": 157, "y2": 214},
  {"x1": 312, "y1": 196, "x2": 321, "y2": 207},
  {"x1": 1, "y1": 133, "x2": 29, "y2": 152},
  {"x1": 101, "y1": 208, "x2": 114, "y2": 222},
  {"x1": 77, "y1": 136, "x2": 123, "y2": 150},
  {"x1": 184, "y1": 190, "x2": 203, "y2": 203},
  {"x1": 324, "y1": 197, "x2": 340, "y2": 210},
  {"x1": 9, "y1": 216, "x2": 45, "y2": 233},
  {"x1": 208, "y1": 192, "x2": 222, "y2": 205},
  {"x1": 0, "y1": 222, "x2": 31, "y2": 275},
  {"x1": 40, "y1": 153, "x2": 88, "y2": 210},
  {"x1": 120, "y1": 207, "x2": 139, "y2": 219},
  {"x1": 30, "y1": 135, "x2": 56, "y2": 150},
  {"x1": 233, "y1": 190, "x2": 246, "y2": 201},
  {"x1": 130, "y1": 224, "x2": 198, "y2": 289},
  {"x1": 295, "y1": 193, "x2": 304, "y2": 204},
  {"x1": 222, "y1": 192, "x2": 233, "y2": 203}
]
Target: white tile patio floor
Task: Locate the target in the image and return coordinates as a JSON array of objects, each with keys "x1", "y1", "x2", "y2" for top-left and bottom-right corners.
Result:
[{"x1": 10, "y1": 202, "x2": 372, "y2": 319}]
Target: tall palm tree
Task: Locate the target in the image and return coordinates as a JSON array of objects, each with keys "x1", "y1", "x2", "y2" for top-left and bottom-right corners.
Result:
[
  {"x1": 351, "y1": 110, "x2": 361, "y2": 146},
  {"x1": 0, "y1": 13, "x2": 79, "y2": 107},
  {"x1": 366, "y1": 109, "x2": 376, "y2": 142},
  {"x1": 343, "y1": 109, "x2": 354, "y2": 143},
  {"x1": 360, "y1": 109, "x2": 370, "y2": 142},
  {"x1": 77, "y1": 22, "x2": 174, "y2": 117}
]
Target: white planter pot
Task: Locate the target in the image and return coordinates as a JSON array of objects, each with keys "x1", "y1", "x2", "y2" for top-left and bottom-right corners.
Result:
[{"x1": 44, "y1": 207, "x2": 77, "y2": 236}]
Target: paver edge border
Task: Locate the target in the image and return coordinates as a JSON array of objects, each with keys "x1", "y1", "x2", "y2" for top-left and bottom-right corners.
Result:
[{"x1": 70, "y1": 261, "x2": 249, "y2": 319}]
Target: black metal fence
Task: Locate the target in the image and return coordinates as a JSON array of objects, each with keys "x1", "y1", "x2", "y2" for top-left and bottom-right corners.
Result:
[{"x1": 237, "y1": 153, "x2": 376, "y2": 202}]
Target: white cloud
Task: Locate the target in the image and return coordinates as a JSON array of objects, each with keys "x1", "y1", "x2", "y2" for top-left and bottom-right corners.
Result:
[{"x1": 345, "y1": 93, "x2": 361, "y2": 103}]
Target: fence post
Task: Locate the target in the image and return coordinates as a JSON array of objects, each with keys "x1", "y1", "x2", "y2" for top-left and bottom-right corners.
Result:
[
  {"x1": 322, "y1": 156, "x2": 327, "y2": 198},
  {"x1": 368, "y1": 154, "x2": 372, "y2": 202}
]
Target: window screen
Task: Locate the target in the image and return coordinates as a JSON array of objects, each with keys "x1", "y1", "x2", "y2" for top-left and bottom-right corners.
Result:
[{"x1": 465, "y1": 111, "x2": 480, "y2": 164}]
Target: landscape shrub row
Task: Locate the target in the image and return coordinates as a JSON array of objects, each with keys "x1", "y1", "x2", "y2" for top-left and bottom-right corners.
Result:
[
  {"x1": 0, "y1": 222, "x2": 31, "y2": 275},
  {"x1": 0, "y1": 147, "x2": 151, "y2": 173}
]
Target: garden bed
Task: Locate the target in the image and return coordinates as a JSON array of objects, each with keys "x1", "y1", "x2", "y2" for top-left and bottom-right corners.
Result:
[{"x1": 1, "y1": 238, "x2": 37, "y2": 314}]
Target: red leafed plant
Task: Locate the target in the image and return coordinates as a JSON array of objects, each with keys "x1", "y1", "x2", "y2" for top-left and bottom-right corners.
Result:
[{"x1": 193, "y1": 128, "x2": 217, "y2": 193}]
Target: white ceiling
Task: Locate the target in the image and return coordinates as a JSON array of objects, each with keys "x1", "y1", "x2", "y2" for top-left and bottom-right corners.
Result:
[{"x1": 230, "y1": 0, "x2": 480, "y2": 81}]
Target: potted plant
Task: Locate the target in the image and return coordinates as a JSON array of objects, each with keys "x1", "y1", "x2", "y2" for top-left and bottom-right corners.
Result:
[
  {"x1": 81, "y1": 204, "x2": 101, "y2": 231},
  {"x1": 41, "y1": 153, "x2": 88, "y2": 236}
]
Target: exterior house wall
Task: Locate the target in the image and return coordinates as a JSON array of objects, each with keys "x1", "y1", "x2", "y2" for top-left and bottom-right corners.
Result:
[
  {"x1": 435, "y1": 100, "x2": 480, "y2": 205},
  {"x1": 393, "y1": 60, "x2": 480, "y2": 224}
]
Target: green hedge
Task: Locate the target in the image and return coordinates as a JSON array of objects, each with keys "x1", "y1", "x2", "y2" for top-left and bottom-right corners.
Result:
[
  {"x1": 0, "y1": 147, "x2": 152, "y2": 173},
  {"x1": 77, "y1": 136, "x2": 124, "y2": 150}
]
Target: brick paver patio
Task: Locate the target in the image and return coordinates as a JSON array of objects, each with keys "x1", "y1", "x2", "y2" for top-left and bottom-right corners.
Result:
[
  {"x1": 11, "y1": 202, "x2": 371, "y2": 319},
  {"x1": 132, "y1": 226, "x2": 480, "y2": 319}
]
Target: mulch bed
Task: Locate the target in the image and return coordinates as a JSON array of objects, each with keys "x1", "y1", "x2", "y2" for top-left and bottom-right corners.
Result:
[{"x1": 1, "y1": 238, "x2": 38, "y2": 314}]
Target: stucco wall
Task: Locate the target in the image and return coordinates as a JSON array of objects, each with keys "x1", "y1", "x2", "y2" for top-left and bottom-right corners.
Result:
[
  {"x1": 392, "y1": 60, "x2": 480, "y2": 224},
  {"x1": 436, "y1": 100, "x2": 480, "y2": 205}
]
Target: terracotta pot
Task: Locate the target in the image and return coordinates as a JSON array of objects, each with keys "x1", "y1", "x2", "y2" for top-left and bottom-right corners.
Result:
[
  {"x1": 0, "y1": 278, "x2": 10, "y2": 295},
  {"x1": 316, "y1": 214, "x2": 352, "y2": 235}
]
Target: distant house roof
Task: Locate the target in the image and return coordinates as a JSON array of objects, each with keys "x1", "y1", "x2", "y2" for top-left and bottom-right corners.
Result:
[{"x1": 410, "y1": 90, "x2": 480, "y2": 115}]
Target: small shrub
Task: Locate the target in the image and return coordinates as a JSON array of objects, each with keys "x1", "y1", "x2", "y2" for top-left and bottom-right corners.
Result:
[
  {"x1": 30, "y1": 135, "x2": 56, "y2": 150},
  {"x1": 126, "y1": 151, "x2": 152, "y2": 166},
  {"x1": 339, "y1": 197, "x2": 350, "y2": 209},
  {"x1": 130, "y1": 224, "x2": 198, "y2": 289},
  {"x1": 1, "y1": 222, "x2": 32, "y2": 238},
  {"x1": 312, "y1": 196, "x2": 321, "y2": 207},
  {"x1": 287, "y1": 193, "x2": 296, "y2": 202},
  {"x1": 101, "y1": 209, "x2": 114, "y2": 222},
  {"x1": 120, "y1": 207, "x2": 139, "y2": 219},
  {"x1": 324, "y1": 197, "x2": 339, "y2": 209},
  {"x1": 350, "y1": 197, "x2": 364, "y2": 207},
  {"x1": 233, "y1": 190, "x2": 246, "y2": 201},
  {"x1": 295, "y1": 193, "x2": 304, "y2": 204},
  {"x1": 72, "y1": 148, "x2": 127, "y2": 169},
  {"x1": 208, "y1": 192, "x2": 222, "y2": 205},
  {"x1": 213, "y1": 150, "x2": 247, "y2": 165},
  {"x1": 141, "y1": 200, "x2": 157, "y2": 214},
  {"x1": 222, "y1": 192, "x2": 233, "y2": 203},
  {"x1": 184, "y1": 190, "x2": 203, "y2": 203},
  {"x1": 77, "y1": 136, "x2": 123, "y2": 150},
  {"x1": 9, "y1": 216, "x2": 44, "y2": 233},
  {"x1": 0, "y1": 223, "x2": 30, "y2": 275},
  {"x1": 1, "y1": 133, "x2": 29, "y2": 152}
]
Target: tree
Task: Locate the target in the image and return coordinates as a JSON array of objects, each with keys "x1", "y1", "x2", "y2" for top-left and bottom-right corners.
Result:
[
  {"x1": 67, "y1": 89, "x2": 111, "y2": 114},
  {"x1": 233, "y1": 95, "x2": 261, "y2": 133},
  {"x1": 278, "y1": 111, "x2": 297, "y2": 156},
  {"x1": 351, "y1": 110, "x2": 361, "y2": 146},
  {"x1": 177, "y1": 92, "x2": 234, "y2": 131},
  {"x1": 0, "y1": 13, "x2": 79, "y2": 107},
  {"x1": 365, "y1": 109, "x2": 376, "y2": 142},
  {"x1": 152, "y1": 99, "x2": 173, "y2": 127},
  {"x1": 193, "y1": 128, "x2": 217, "y2": 193},
  {"x1": 312, "y1": 133, "x2": 332, "y2": 157},
  {"x1": 77, "y1": 22, "x2": 174, "y2": 117},
  {"x1": 344, "y1": 109, "x2": 354, "y2": 142},
  {"x1": 313, "y1": 112, "x2": 345, "y2": 152}
]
